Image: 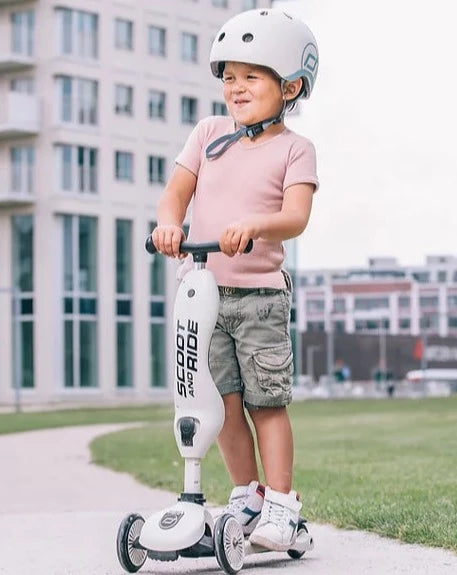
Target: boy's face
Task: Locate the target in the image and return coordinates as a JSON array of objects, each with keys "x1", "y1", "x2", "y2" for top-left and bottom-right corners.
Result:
[{"x1": 222, "y1": 62, "x2": 283, "y2": 127}]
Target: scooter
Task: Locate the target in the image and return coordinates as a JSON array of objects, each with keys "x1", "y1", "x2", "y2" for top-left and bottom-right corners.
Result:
[{"x1": 116, "y1": 237, "x2": 313, "y2": 574}]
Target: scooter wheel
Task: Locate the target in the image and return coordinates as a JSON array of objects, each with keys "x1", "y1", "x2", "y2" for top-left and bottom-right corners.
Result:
[
  {"x1": 287, "y1": 518, "x2": 313, "y2": 560},
  {"x1": 213, "y1": 513, "x2": 245, "y2": 574},
  {"x1": 116, "y1": 513, "x2": 148, "y2": 573}
]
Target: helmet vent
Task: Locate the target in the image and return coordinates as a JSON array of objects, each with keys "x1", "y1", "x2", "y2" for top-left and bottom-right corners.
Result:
[
  {"x1": 260, "y1": 11, "x2": 268, "y2": 16},
  {"x1": 218, "y1": 32, "x2": 225, "y2": 41},
  {"x1": 242, "y1": 33, "x2": 254, "y2": 43}
]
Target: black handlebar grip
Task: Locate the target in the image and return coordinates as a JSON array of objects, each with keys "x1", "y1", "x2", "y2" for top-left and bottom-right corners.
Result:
[
  {"x1": 145, "y1": 236, "x2": 157, "y2": 254},
  {"x1": 244, "y1": 238, "x2": 254, "y2": 253}
]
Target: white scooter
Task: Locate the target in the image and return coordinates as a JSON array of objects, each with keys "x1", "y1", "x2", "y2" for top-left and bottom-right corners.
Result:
[{"x1": 116, "y1": 237, "x2": 313, "y2": 574}]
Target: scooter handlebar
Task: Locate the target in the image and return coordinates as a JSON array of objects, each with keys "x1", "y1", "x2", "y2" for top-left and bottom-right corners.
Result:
[{"x1": 145, "y1": 236, "x2": 253, "y2": 256}]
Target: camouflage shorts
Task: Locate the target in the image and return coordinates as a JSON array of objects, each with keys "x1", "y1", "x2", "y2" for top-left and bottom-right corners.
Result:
[{"x1": 209, "y1": 286, "x2": 294, "y2": 409}]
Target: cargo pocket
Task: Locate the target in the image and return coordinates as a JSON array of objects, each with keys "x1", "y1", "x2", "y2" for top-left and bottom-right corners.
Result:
[{"x1": 252, "y1": 343, "x2": 293, "y2": 396}]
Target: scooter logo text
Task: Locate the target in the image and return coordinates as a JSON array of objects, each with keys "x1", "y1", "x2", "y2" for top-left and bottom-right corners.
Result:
[
  {"x1": 176, "y1": 319, "x2": 198, "y2": 398},
  {"x1": 159, "y1": 510, "x2": 184, "y2": 530}
]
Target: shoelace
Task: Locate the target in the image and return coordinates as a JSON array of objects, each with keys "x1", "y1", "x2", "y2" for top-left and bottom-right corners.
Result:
[
  {"x1": 224, "y1": 495, "x2": 248, "y2": 516},
  {"x1": 262, "y1": 500, "x2": 290, "y2": 533}
]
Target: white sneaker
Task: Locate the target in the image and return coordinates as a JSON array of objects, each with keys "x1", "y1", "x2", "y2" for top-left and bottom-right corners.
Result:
[
  {"x1": 249, "y1": 487, "x2": 302, "y2": 551},
  {"x1": 221, "y1": 480, "x2": 265, "y2": 536}
]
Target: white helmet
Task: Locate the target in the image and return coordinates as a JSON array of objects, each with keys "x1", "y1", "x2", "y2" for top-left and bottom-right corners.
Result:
[{"x1": 210, "y1": 8, "x2": 318, "y2": 99}]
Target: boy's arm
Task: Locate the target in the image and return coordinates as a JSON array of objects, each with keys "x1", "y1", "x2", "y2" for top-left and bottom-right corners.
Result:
[
  {"x1": 219, "y1": 183, "x2": 314, "y2": 256},
  {"x1": 152, "y1": 164, "x2": 197, "y2": 258}
]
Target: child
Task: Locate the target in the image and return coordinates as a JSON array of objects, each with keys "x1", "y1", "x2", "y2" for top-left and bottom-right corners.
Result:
[{"x1": 151, "y1": 8, "x2": 319, "y2": 551}]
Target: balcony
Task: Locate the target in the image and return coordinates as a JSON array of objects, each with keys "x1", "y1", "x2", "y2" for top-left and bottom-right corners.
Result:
[
  {"x1": 0, "y1": 92, "x2": 40, "y2": 139},
  {"x1": 0, "y1": 189, "x2": 35, "y2": 207},
  {"x1": 0, "y1": 53, "x2": 35, "y2": 73},
  {"x1": 0, "y1": 0, "x2": 31, "y2": 5}
]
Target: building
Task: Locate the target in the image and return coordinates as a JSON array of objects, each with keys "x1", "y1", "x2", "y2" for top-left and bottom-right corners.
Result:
[
  {"x1": 0, "y1": 0, "x2": 272, "y2": 408},
  {"x1": 296, "y1": 256, "x2": 457, "y2": 381},
  {"x1": 297, "y1": 255, "x2": 457, "y2": 337}
]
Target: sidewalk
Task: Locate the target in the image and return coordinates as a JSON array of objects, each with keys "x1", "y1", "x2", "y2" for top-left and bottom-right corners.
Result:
[{"x1": 0, "y1": 424, "x2": 456, "y2": 575}]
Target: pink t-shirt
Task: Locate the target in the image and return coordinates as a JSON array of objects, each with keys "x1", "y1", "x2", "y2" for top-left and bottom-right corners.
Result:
[{"x1": 176, "y1": 116, "x2": 319, "y2": 288}]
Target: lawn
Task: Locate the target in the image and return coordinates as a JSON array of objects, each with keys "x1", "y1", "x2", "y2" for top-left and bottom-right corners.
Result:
[
  {"x1": 90, "y1": 397, "x2": 457, "y2": 552},
  {"x1": 2, "y1": 397, "x2": 456, "y2": 551}
]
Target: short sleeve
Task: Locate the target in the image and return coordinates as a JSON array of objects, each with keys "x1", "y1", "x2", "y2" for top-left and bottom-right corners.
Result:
[
  {"x1": 283, "y1": 138, "x2": 319, "y2": 192},
  {"x1": 175, "y1": 120, "x2": 207, "y2": 177}
]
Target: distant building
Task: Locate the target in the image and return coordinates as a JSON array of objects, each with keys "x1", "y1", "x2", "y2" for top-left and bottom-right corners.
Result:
[
  {"x1": 297, "y1": 255, "x2": 457, "y2": 338},
  {"x1": 0, "y1": 0, "x2": 272, "y2": 408}
]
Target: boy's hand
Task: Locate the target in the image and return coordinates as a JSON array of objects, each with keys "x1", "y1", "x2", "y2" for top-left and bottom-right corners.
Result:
[
  {"x1": 219, "y1": 217, "x2": 263, "y2": 257},
  {"x1": 151, "y1": 225, "x2": 186, "y2": 259}
]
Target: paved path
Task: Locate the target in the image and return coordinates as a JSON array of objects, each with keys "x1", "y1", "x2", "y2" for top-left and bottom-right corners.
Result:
[{"x1": 1, "y1": 424, "x2": 456, "y2": 575}]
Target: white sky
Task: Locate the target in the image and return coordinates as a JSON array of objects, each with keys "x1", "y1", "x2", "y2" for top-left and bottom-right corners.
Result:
[{"x1": 275, "y1": 0, "x2": 457, "y2": 270}]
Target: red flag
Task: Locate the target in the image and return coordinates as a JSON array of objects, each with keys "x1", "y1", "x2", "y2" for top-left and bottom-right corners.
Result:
[{"x1": 413, "y1": 338, "x2": 423, "y2": 360}]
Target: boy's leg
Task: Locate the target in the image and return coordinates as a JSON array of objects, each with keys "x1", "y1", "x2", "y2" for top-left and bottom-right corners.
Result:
[
  {"x1": 217, "y1": 392, "x2": 265, "y2": 535},
  {"x1": 217, "y1": 391, "x2": 259, "y2": 485},
  {"x1": 249, "y1": 406, "x2": 293, "y2": 493}
]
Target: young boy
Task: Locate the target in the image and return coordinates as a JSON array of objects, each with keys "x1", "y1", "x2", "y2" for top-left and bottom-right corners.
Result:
[{"x1": 151, "y1": 8, "x2": 319, "y2": 551}]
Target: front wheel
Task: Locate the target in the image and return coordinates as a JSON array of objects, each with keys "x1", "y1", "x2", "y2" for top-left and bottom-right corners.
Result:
[
  {"x1": 213, "y1": 514, "x2": 245, "y2": 574},
  {"x1": 116, "y1": 513, "x2": 148, "y2": 573}
]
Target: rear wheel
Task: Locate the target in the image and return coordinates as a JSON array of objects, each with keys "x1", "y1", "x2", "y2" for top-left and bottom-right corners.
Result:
[
  {"x1": 117, "y1": 513, "x2": 148, "y2": 573},
  {"x1": 287, "y1": 518, "x2": 313, "y2": 560},
  {"x1": 213, "y1": 514, "x2": 245, "y2": 574}
]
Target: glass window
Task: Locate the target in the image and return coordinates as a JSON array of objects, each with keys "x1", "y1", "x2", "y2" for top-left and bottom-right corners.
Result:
[
  {"x1": 399, "y1": 318, "x2": 411, "y2": 329},
  {"x1": 181, "y1": 96, "x2": 198, "y2": 124},
  {"x1": 412, "y1": 271, "x2": 430, "y2": 283},
  {"x1": 148, "y1": 156, "x2": 166, "y2": 184},
  {"x1": 115, "y1": 18, "x2": 133, "y2": 50},
  {"x1": 354, "y1": 297, "x2": 389, "y2": 311},
  {"x1": 115, "y1": 151, "x2": 134, "y2": 182},
  {"x1": 212, "y1": 101, "x2": 228, "y2": 116},
  {"x1": 10, "y1": 146, "x2": 34, "y2": 195},
  {"x1": 12, "y1": 215, "x2": 34, "y2": 389},
  {"x1": 148, "y1": 90, "x2": 166, "y2": 119},
  {"x1": 447, "y1": 295, "x2": 457, "y2": 308},
  {"x1": 212, "y1": 0, "x2": 228, "y2": 7},
  {"x1": 399, "y1": 296, "x2": 410, "y2": 308},
  {"x1": 437, "y1": 270, "x2": 447, "y2": 283},
  {"x1": 56, "y1": 8, "x2": 98, "y2": 59},
  {"x1": 12, "y1": 215, "x2": 33, "y2": 292},
  {"x1": 116, "y1": 220, "x2": 132, "y2": 294},
  {"x1": 115, "y1": 84, "x2": 133, "y2": 116},
  {"x1": 56, "y1": 76, "x2": 98, "y2": 125},
  {"x1": 116, "y1": 219, "x2": 133, "y2": 388},
  {"x1": 181, "y1": 32, "x2": 198, "y2": 62},
  {"x1": 148, "y1": 25, "x2": 166, "y2": 56},
  {"x1": 419, "y1": 295, "x2": 439, "y2": 308},
  {"x1": 241, "y1": 0, "x2": 257, "y2": 9},
  {"x1": 306, "y1": 321, "x2": 325, "y2": 333},
  {"x1": 10, "y1": 77, "x2": 34, "y2": 94},
  {"x1": 333, "y1": 298, "x2": 346, "y2": 313},
  {"x1": 56, "y1": 144, "x2": 98, "y2": 194},
  {"x1": 62, "y1": 215, "x2": 98, "y2": 388},
  {"x1": 11, "y1": 10, "x2": 34, "y2": 56},
  {"x1": 306, "y1": 299, "x2": 325, "y2": 312},
  {"x1": 117, "y1": 322, "x2": 133, "y2": 387},
  {"x1": 150, "y1": 323, "x2": 166, "y2": 387},
  {"x1": 79, "y1": 216, "x2": 97, "y2": 292},
  {"x1": 149, "y1": 250, "x2": 165, "y2": 297}
]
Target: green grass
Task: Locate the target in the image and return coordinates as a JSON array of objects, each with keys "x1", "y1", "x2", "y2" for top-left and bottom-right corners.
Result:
[
  {"x1": 2, "y1": 398, "x2": 457, "y2": 551},
  {"x1": 90, "y1": 397, "x2": 457, "y2": 552},
  {"x1": 0, "y1": 404, "x2": 172, "y2": 435}
]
